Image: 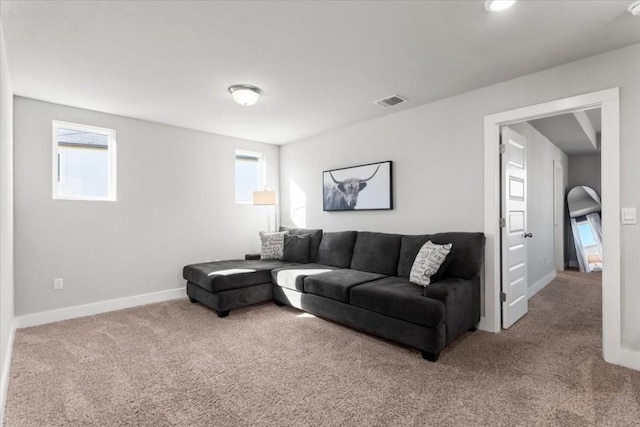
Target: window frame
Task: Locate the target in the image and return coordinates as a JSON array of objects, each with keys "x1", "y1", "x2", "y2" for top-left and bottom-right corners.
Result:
[
  {"x1": 52, "y1": 120, "x2": 117, "y2": 201},
  {"x1": 234, "y1": 149, "x2": 265, "y2": 204}
]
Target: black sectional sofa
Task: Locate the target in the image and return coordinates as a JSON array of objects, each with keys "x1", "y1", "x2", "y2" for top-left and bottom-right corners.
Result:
[{"x1": 183, "y1": 228, "x2": 484, "y2": 361}]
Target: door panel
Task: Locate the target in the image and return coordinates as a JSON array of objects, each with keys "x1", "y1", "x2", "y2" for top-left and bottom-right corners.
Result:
[
  {"x1": 509, "y1": 211, "x2": 524, "y2": 232},
  {"x1": 501, "y1": 127, "x2": 529, "y2": 329},
  {"x1": 509, "y1": 177, "x2": 525, "y2": 200}
]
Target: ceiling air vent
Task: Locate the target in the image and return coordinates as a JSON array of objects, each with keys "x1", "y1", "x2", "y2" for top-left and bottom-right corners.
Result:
[{"x1": 374, "y1": 95, "x2": 407, "y2": 108}]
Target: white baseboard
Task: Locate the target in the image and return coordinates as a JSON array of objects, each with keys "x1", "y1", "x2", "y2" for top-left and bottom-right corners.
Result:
[
  {"x1": 0, "y1": 320, "x2": 16, "y2": 426},
  {"x1": 617, "y1": 348, "x2": 640, "y2": 371},
  {"x1": 478, "y1": 316, "x2": 497, "y2": 333},
  {"x1": 14, "y1": 287, "x2": 186, "y2": 329},
  {"x1": 528, "y1": 270, "x2": 557, "y2": 299}
]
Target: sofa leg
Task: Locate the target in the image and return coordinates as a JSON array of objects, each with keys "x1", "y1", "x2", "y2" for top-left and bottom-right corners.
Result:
[
  {"x1": 421, "y1": 351, "x2": 440, "y2": 362},
  {"x1": 216, "y1": 310, "x2": 230, "y2": 318},
  {"x1": 188, "y1": 297, "x2": 197, "y2": 304},
  {"x1": 274, "y1": 300, "x2": 286, "y2": 307},
  {"x1": 469, "y1": 323, "x2": 479, "y2": 332}
]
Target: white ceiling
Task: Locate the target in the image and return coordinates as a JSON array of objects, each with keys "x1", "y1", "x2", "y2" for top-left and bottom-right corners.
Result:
[
  {"x1": 529, "y1": 108, "x2": 601, "y2": 156},
  {"x1": 2, "y1": 1, "x2": 640, "y2": 145}
]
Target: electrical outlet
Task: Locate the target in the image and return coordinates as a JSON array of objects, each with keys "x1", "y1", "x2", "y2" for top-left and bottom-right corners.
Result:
[{"x1": 53, "y1": 278, "x2": 63, "y2": 290}]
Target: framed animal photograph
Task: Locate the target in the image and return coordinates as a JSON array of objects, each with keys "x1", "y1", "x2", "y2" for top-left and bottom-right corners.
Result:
[{"x1": 323, "y1": 161, "x2": 392, "y2": 211}]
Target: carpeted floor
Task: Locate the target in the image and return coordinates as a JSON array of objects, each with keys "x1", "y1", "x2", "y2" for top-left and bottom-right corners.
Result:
[{"x1": 4, "y1": 270, "x2": 640, "y2": 426}]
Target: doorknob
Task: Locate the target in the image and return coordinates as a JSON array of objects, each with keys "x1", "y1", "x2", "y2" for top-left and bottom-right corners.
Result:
[{"x1": 524, "y1": 232, "x2": 533, "y2": 238}]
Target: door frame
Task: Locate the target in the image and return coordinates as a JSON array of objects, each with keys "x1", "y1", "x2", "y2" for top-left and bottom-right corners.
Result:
[
  {"x1": 481, "y1": 87, "x2": 632, "y2": 368},
  {"x1": 553, "y1": 160, "x2": 565, "y2": 271}
]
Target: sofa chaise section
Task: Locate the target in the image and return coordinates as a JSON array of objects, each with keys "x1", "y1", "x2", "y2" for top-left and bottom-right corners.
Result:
[{"x1": 183, "y1": 259, "x2": 298, "y2": 317}]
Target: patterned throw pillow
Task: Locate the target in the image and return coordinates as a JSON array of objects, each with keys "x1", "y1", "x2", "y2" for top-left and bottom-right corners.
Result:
[
  {"x1": 409, "y1": 241, "x2": 453, "y2": 287},
  {"x1": 259, "y1": 231, "x2": 289, "y2": 260}
]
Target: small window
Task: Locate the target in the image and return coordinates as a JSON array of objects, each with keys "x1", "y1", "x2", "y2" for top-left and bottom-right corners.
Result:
[
  {"x1": 52, "y1": 121, "x2": 116, "y2": 201},
  {"x1": 235, "y1": 150, "x2": 264, "y2": 204}
]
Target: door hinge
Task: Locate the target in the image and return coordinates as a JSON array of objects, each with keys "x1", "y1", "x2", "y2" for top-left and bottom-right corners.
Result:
[
  {"x1": 500, "y1": 292, "x2": 506, "y2": 302},
  {"x1": 499, "y1": 218, "x2": 506, "y2": 228},
  {"x1": 499, "y1": 143, "x2": 506, "y2": 154}
]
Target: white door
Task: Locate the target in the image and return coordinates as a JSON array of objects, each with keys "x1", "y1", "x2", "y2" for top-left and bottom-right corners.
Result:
[{"x1": 501, "y1": 127, "x2": 529, "y2": 329}]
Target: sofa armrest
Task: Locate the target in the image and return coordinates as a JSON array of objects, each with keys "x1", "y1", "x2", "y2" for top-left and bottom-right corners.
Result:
[
  {"x1": 245, "y1": 253, "x2": 261, "y2": 260},
  {"x1": 423, "y1": 277, "x2": 480, "y2": 343}
]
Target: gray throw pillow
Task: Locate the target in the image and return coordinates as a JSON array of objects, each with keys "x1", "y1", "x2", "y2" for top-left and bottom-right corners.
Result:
[
  {"x1": 282, "y1": 234, "x2": 311, "y2": 263},
  {"x1": 280, "y1": 226, "x2": 323, "y2": 263}
]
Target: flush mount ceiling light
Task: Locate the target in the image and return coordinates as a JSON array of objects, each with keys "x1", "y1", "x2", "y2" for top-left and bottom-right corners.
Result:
[
  {"x1": 228, "y1": 84, "x2": 262, "y2": 106},
  {"x1": 629, "y1": 0, "x2": 640, "y2": 16},
  {"x1": 484, "y1": 0, "x2": 516, "y2": 12}
]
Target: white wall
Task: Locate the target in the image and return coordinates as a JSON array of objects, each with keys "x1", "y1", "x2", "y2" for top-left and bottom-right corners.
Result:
[
  {"x1": 569, "y1": 153, "x2": 601, "y2": 196},
  {"x1": 280, "y1": 43, "x2": 640, "y2": 351},
  {"x1": 13, "y1": 97, "x2": 279, "y2": 316},
  {"x1": 507, "y1": 122, "x2": 568, "y2": 295},
  {"x1": 282, "y1": 96, "x2": 485, "y2": 234},
  {"x1": 0, "y1": 20, "x2": 15, "y2": 419}
]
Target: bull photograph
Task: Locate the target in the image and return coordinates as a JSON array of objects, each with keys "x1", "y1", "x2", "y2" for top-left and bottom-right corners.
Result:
[{"x1": 322, "y1": 161, "x2": 392, "y2": 211}]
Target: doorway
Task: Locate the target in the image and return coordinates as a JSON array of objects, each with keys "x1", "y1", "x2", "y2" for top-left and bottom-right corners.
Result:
[
  {"x1": 482, "y1": 88, "x2": 622, "y2": 366},
  {"x1": 499, "y1": 109, "x2": 600, "y2": 329}
]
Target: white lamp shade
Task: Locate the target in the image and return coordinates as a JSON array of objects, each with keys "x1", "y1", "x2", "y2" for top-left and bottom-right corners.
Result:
[
  {"x1": 253, "y1": 190, "x2": 276, "y2": 205},
  {"x1": 229, "y1": 85, "x2": 262, "y2": 106}
]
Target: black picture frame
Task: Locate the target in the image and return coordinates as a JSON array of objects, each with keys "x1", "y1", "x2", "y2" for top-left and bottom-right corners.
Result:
[{"x1": 322, "y1": 161, "x2": 393, "y2": 211}]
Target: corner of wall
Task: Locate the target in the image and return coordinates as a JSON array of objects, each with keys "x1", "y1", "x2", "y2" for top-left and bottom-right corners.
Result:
[{"x1": 0, "y1": 18, "x2": 16, "y2": 423}]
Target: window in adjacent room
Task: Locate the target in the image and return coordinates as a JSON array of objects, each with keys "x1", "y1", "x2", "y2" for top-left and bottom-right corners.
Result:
[
  {"x1": 235, "y1": 150, "x2": 265, "y2": 204},
  {"x1": 52, "y1": 121, "x2": 116, "y2": 201}
]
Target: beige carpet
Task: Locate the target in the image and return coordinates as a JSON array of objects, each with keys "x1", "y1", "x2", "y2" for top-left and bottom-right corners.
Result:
[{"x1": 4, "y1": 271, "x2": 640, "y2": 426}]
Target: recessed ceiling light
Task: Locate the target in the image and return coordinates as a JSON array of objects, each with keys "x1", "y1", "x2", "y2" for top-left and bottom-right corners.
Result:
[
  {"x1": 485, "y1": 0, "x2": 516, "y2": 12},
  {"x1": 228, "y1": 84, "x2": 263, "y2": 106},
  {"x1": 629, "y1": 0, "x2": 640, "y2": 16}
]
